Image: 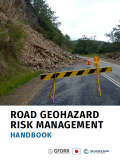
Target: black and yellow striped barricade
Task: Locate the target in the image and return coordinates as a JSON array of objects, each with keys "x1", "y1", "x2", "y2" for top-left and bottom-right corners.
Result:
[
  {"x1": 40, "y1": 67, "x2": 112, "y2": 80},
  {"x1": 40, "y1": 67, "x2": 112, "y2": 103}
]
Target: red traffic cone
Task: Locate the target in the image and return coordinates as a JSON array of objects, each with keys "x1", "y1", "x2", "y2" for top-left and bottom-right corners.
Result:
[{"x1": 88, "y1": 57, "x2": 91, "y2": 65}]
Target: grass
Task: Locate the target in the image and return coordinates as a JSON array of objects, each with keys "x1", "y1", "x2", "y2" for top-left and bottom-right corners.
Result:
[
  {"x1": 0, "y1": 19, "x2": 44, "y2": 97},
  {"x1": 0, "y1": 57, "x2": 43, "y2": 97}
]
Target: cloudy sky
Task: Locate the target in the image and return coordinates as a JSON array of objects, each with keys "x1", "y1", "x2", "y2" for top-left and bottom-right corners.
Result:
[{"x1": 47, "y1": 0, "x2": 120, "y2": 42}]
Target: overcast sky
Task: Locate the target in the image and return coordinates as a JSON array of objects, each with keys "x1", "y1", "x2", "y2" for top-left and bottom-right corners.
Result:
[{"x1": 47, "y1": 0, "x2": 120, "y2": 42}]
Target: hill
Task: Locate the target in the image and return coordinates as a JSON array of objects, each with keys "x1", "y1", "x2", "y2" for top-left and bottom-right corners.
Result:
[{"x1": 0, "y1": 0, "x2": 85, "y2": 96}]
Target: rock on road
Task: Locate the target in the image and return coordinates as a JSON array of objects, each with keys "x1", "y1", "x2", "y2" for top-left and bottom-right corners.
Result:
[{"x1": 29, "y1": 59, "x2": 120, "y2": 105}]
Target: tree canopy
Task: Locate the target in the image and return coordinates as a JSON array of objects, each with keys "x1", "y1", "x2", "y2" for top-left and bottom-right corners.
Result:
[
  {"x1": 27, "y1": 0, "x2": 120, "y2": 55},
  {"x1": 105, "y1": 23, "x2": 120, "y2": 52},
  {"x1": 27, "y1": 0, "x2": 73, "y2": 51}
]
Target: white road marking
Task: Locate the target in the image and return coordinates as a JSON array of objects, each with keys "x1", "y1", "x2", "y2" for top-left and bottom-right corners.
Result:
[
  {"x1": 101, "y1": 73, "x2": 120, "y2": 88},
  {"x1": 90, "y1": 64, "x2": 120, "y2": 88}
]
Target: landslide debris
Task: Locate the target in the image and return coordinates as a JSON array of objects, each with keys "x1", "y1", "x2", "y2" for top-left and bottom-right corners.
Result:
[
  {"x1": 100, "y1": 52, "x2": 120, "y2": 61},
  {"x1": 19, "y1": 25, "x2": 86, "y2": 72}
]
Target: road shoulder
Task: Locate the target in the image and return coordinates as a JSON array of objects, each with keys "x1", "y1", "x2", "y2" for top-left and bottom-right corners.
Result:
[{"x1": 0, "y1": 75, "x2": 48, "y2": 105}]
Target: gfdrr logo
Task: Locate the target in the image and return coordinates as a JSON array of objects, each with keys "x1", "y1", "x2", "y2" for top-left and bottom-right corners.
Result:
[
  {"x1": 48, "y1": 149, "x2": 70, "y2": 154},
  {"x1": 72, "y1": 148, "x2": 81, "y2": 155},
  {"x1": 48, "y1": 149, "x2": 53, "y2": 154}
]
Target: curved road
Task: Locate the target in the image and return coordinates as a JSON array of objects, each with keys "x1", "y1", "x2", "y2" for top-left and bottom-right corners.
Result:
[{"x1": 29, "y1": 58, "x2": 120, "y2": 105}]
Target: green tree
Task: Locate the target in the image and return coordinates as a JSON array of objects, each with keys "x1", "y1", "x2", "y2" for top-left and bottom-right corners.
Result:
[
  {"x1": 105, "y1": 22, "x2": 120, "y2": 52},
  {"x1": 76, "y1": 35, "x2": 92, "y2": 54},
  {"x1": 30, "y1": 0, "x2": 61, "y2": 41},
  {"x1": 29, "y1": 0, "x2": 74, "y2": 50},
  {"x1": 63, "y1": 34, "x2": 73, "y2": 51}
]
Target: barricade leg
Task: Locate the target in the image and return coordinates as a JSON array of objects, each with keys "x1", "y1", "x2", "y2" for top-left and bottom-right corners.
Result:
[
  {"x1": 49, "y1": 69, "x2": 57, "y2": 103},
  {"x1": 96, "y1": 66, "x2": 101, "y2": 97},
  {"x1": 98, "y1": 75, "x2": 101, "y2": 97},
  {"x1": 97, "y1": 73, "x2": 98, "y2": 92}
]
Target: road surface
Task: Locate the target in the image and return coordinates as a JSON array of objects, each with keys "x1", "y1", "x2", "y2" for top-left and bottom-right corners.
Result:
[{"x1": 29, "y1": 58, "x2": 120, "y2": 105}]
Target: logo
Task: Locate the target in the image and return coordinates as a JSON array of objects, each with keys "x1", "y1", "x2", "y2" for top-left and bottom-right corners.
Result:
[
  {"x1": 48, "y1": 149, "x2": 69, "y2": 154},
  {"x1": 48, "y1": 149, "x2": 53, "y2": 154},
  {"x1": 83, "y1": 149, "x2": 109, "y2": 154},
  {"x1": 72, "y1": 148, "x2": 81, "y2": 155},
  {"x1": 90, "y1": 150, "x2": 109, "y2": 154},
  {"x1": 84, "y1": 149, "x2": 89, "y2": 154}
]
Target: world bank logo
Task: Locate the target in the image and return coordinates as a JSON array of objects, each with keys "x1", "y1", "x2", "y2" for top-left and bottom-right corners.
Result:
[{"x1": 84, "y1": 149, "x2": 89, "y2": 154}]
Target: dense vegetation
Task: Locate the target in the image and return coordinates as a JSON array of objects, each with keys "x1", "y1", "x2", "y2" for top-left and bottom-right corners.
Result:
[{"x1": 72, "y1": 35, "x2": 107, "y2": 55}]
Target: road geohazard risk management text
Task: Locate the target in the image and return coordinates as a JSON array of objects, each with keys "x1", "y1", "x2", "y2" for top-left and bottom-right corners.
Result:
[
  {"x1": 10, "y1": 110, "x2": 104, "y2": 138},
  {"x1": 11, "y1": 110, "x2": 104, "y2": 129}
]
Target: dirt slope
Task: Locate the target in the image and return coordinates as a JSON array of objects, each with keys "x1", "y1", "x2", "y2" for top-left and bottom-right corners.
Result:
[{"x1": 19, "y1": 24, "x2": 86, "y2": 72}]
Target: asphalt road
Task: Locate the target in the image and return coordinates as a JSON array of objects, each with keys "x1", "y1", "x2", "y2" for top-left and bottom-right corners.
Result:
[{"x1": 29, "y1": 58, "x2": 120, "y2": 105}]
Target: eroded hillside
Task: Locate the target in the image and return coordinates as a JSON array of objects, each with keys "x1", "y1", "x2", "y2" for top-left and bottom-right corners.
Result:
[
  {"x1": 20, "y1": 24, "x2": 86, "y2": 72},
  {"x1": 0, "y1": 0, "x2": 85, "y2": 73}
]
